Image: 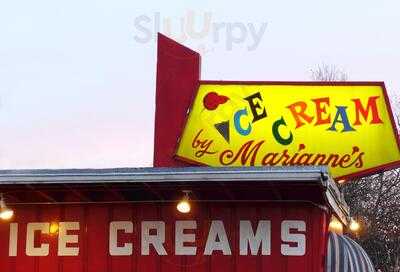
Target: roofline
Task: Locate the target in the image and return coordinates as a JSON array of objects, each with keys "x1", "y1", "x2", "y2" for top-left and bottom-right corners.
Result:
[
  {"x1": 0, "y1": 166, "x2": 349, "y2": 224},
  {"x1": 0, "y1": 166, "x2": 329, "y2": 185}
]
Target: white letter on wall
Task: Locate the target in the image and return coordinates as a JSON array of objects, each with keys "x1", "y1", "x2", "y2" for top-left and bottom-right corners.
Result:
[
  {"x1": 9, "y1": 223, "x2": 18, "y2": 257},
  {"x1": 109, "y1": 221, "x2": 133, "y2": 256},
  {"x1": 58, "y1": 222, "x2": 80, "y2": 256},
  {"x1": 239, "y1": 220, "x2": 271, "y2": 255},
  {"x1": 175, "y1": 220, "x2": 196, "y2": 255},
  {"x1": 204, "y1": 220, "x2": 231, "y2": 255},
  {"x1": 141, "y1": 221, "x2": 167, "y2": 255},
  {"x1": 281, "y1": 220, "x2": 306, "y2": 256},
  {"x1": 26, "y1": 222, "x2": 49, "y2": 256}
]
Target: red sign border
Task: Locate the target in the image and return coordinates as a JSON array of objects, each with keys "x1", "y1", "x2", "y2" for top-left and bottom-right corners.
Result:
[
  {"x1": 153, "y1": 33, "x2": 400, "y2": 181},
  {"x1": 174, "y1": 80, "x2": 400, "y2": 181}
]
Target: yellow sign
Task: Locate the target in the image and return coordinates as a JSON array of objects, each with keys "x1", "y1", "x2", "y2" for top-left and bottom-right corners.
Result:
[{"x1": 176, "y1": 82, "x2": 400, "y2": 180}]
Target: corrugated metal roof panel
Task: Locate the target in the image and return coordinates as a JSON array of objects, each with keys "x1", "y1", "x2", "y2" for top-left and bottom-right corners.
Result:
[
  {"x1": 0, "y1": 166, "x2": 348, "y2": 225},
  {"x1": 0, "y1": 166, "x2": 329, "y2": 184}
]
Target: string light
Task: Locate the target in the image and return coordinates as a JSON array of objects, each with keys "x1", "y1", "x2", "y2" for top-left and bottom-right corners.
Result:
[
  {"x1": 0, "y1": 194, "x2": 14, "y2": 221},
  {"x1": 49, "y1": 222, "x2": 59, "y2": 234},
  {"x1": 177, "y1": 190, "x2": 191, "y2": 214},
  {"x1": 328, "y1": 216, "x2": 343, "y2": 234},
  {"x1": 349, "y1": 218, "x2": 361, "y2": 232}
]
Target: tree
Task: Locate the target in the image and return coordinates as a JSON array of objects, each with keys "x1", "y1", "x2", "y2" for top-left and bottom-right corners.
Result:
[
  {"x1": 343, "y1": 171, "x2": 400, "y2": 271},
  {"x1": 310, "y1": 64, "x2": 348, "y2": 81},
  {"x1": 310, "y1": 63, "x2": 400, "y2": 272}
]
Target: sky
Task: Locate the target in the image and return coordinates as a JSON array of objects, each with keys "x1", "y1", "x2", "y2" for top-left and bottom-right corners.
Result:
[{"x1": 0, "y1": 0, "x2": 399, "y2": 169}]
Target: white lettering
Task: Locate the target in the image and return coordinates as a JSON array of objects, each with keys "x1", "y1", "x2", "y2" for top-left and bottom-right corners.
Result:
[
  {"x1": 26, "y1": 222, "x2": 49, "y2": 256},
  {"x1": 141, "y1": 221, "x2": 167, "y2": 255},
  {"x1": 281, "y1": 220, "x2": 306, "y2": 256},
  {"x1": 9, "y1": 223, "x2": 18, "y2": 257},
  {"x1": 58, "y1": 222, "x2": 79, "y2": 256},
  {"x1": 239, "y1": 220, "x2": 271, "y2": 255},
  {"x1": 109, "y1": 221, "x2": 133, "y2": 256},
  {"x1": 6, "y1": 218, "x2": 307, "y2": 257},
  {"x1": 204, "y1": 220, "x2": 231, "y2": 255},
  {"x1": 175, "y1": 220, "x2": 196, "y2": 255}
]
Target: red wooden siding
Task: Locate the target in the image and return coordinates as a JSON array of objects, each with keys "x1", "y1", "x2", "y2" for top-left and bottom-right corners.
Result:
[{"x1": 0, "y1": 202, "x2": 329, "y2": 272}]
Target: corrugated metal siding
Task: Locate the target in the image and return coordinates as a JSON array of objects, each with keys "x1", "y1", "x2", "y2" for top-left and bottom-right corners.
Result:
[
  {"x1": 0, "y1": 202, "x2": 328, "y2": 272},
  {"x1": 326, "y1": 232, "x2": 375, "y2": 272}
]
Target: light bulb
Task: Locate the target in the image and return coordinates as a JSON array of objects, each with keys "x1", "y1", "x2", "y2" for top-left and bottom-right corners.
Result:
[
  {"x1": 177, "y1": 199, "x2": 191, "y2": 213},
  {"x1": 0, "y1": 194, "x2": 14, "y2": 220},
  {"x1": 349, "y1": 218, "x2": 360, "y2": 232},
  {"x1": 49, "y1": 222, "x2": 59, "y2": 234},
  {"x1": 328, "y1": 217, "x2": 343, "y2": 234},
  {"x1": 0, "y1": 208, "x2": 14, "y2": 220}
]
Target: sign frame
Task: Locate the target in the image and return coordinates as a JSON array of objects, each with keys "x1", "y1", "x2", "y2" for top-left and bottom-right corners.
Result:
[{"x1": 174, "y1": 80, "x2": 400, "y2": 181}]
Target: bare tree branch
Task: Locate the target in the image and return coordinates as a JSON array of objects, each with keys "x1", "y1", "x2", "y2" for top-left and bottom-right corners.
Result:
[{"x1": 310, "y1": 64, "x2": 400, "y2": 271}]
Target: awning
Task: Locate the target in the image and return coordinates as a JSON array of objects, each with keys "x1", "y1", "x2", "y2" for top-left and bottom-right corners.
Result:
[
  {"x1": 327, "y1": 232, "x2": 375, "y2": 272},
  {"x1": 0, "y1": 167, "x2": 343, "y2": 210}
]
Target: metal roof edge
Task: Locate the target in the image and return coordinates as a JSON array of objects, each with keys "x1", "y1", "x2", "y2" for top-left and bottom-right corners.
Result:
[
  {"x1": 324, "y1": 175, "x2": 350, "y2": 226},
  {"x1": 0, "y1": 166, "x2": 328, "y2": 185}
]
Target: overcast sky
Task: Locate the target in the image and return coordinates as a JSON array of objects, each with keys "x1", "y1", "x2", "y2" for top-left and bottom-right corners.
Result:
[{"x1": 0, "y1": 0, "x2": 399, "y2": 169}]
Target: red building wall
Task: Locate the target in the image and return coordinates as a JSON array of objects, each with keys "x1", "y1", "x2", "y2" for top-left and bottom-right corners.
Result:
[{"x1": 0, "y1": 202, "x2": 328, "y2": 272}]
